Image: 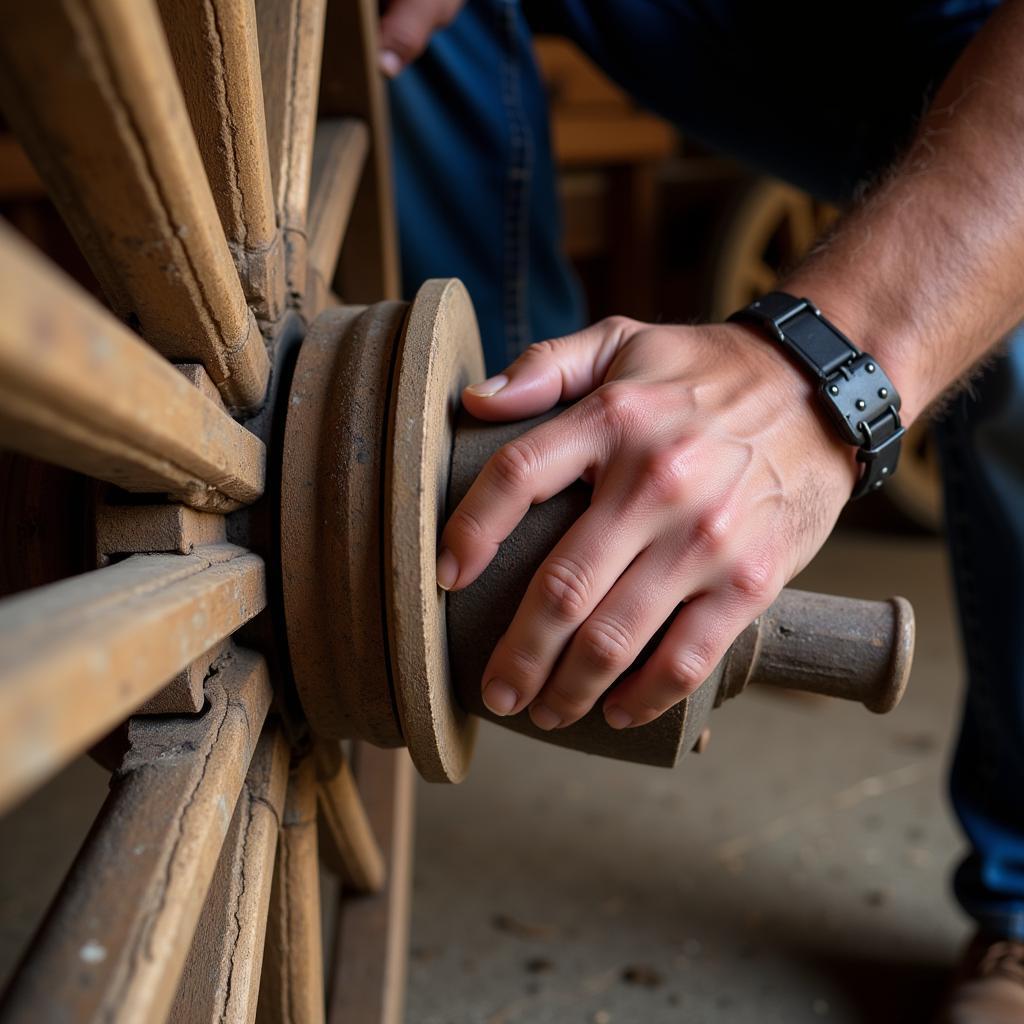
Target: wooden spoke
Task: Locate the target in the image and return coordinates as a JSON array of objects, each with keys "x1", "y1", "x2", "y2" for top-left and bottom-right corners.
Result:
[
  {"x1": 315, "y1": 743, "x2": 386, "y2": 894},
  {"x1": 0, "y1": 225, "x2": 266, "y2": 511},
  {"x1": 257, "y1": 755, "x2": 326, "y2": 1024},
  {"x1": 0, "y1": 0, "x2": 270, "y2": 411},
  {"x1": 327, "y1": 746, "x2": 414, "y2": 1024},
  {"x1": 171, "y1": 724, "x2": 291, "y2": 1024},
  {"x1": 255, "y1": 0, "x2": 328, "y2": 306},
  {"x1": 306, "y1": 119, "x2": 370, "y2": 316},
  {"x1": 157, "y1": 0, "x2": 285, "y2": 322},
  {"x1": 320, "y1": 0, "x2": 400, "y2": 302},
  {"x1": 0, "y1": 544, "x2": 265, "y2": 814},
  {"x1": 0, "y1": 650, "x2": 273, "y2": 1024}
]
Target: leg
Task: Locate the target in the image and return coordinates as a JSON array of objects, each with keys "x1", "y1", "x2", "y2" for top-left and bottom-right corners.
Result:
[
  {"x1": 388, "y1": 0, "x2": 585, "y2": 371},
  {"x1": 936, "y1": 335, "x2": 1024, "y2": 941}
]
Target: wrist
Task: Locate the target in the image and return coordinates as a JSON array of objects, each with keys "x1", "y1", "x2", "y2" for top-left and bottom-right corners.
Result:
[{"x1": 779, "y1": 273, "x2": 926, "y2": 425}]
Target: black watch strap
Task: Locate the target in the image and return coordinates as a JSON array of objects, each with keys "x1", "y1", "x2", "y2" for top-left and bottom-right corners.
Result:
[{"x1": 728, "y1": 292, "x2": 904, "y2": 499}]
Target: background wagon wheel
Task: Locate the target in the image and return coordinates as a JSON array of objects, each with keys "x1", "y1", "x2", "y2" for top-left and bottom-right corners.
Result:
[
  {"x1": 0, "y1": 1, "x2": 412, "y2": 1021},
  {"x1": 707, "y1": 176, "x2": 943, "y2": 532}
]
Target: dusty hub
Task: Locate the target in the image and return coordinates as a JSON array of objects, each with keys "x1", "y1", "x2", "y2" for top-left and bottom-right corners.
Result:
[{"x1": 281, "y1": 279, "x2": 916, "y2": 783}]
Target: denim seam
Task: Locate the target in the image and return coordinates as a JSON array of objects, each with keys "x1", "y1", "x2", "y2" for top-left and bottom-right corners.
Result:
[{"x1": 497, "y1": 0, "x2": 532, "y2": 364}]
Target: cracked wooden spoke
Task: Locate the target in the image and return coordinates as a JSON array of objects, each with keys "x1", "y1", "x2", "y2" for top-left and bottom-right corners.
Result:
[
  {"x1": 320, "y1": 0, "x2": 400, "y2": 302},
  {"x1": 172, "y1": 725, "x2": 291, "y2": 1024},
  {"x1": 0, "y1": 650, "x2": 273, "y2": 1024},
  {"x1": 327, "y1": 746, "x2": 414, "y2": 1024},
  {"x1": 0, "y1": 544, "x2": 265, "y2": 814},
  {"x1": 257, "y1": 755, "x2": 326, "y2": 1024},
  {"x1": 315, "y1": 743, "x2": 386, "y2": 894},
  {"x1": 306, "y1": 119, "x2": 369, "y2": 315},
  {"x1": 0, "y1": 225, "x2": 266, "y2": 510},
  {"x1": 157, "y1": 0, "x2": 284, "y2": 323},
  {"x1": 0, "y1": 0, "x2": 270, "y2": 410},
  {"x1": 255, "y1": 0, "x2": 327, "y2": 307}
]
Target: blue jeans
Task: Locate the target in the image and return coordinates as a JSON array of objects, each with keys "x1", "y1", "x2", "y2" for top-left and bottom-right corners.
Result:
[{"x1": 390, "y1": 0, "x2": 1024, "y2": 939}]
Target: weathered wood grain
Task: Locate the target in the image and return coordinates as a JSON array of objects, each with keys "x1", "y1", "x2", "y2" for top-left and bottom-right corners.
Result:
[
  {"x1": 316, "y1": 745, "x2": 386, "y2": 894},
  {"x1": 256, "y1": 755, "x2": 326, "y2": 1024},
  {"x1": 0, "y1": 0, "x2": 270, "y2": 410},
  {"x1": 0, "y1": 224, "x2": 266, "y2": 511},
  {"x1": 305, "y1": 119, "x2": 369, "y2": 316},
  {"x1": 0, "y1": 650, "x2": 273, "y2": 1024},
  {"x1": 0, "y1": 544, "x2": 266, "y2": 814},
  {"x1": 319, "y1": 0, "x2": 400, "y2": 301},
  {"x1": 327, "y1": 746, "x2": 414, "y2": 1024},
  {"x1": 158, "y1": 0, "x2": 285, "y2": 322},
  {"x1": 254, "y1": 0, "x2": 327, "y2": 308},
  {"x1": 170, "y1": 724, "x2": 290, "y2": 1024}
]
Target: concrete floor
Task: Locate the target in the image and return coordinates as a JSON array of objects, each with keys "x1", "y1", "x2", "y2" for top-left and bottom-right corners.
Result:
[
  {"x1": 406, "y1": 533, "x2": 970, "y2": 1024},
  {"x1": 0, "y1": 532, "x2": 971, "y2": 1023}
]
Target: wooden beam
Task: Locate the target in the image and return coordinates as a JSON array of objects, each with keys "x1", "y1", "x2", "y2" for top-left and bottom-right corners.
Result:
[
  {"x1": 319, "y1": 0, "x2": 400, "y2": 302},
  {"x1": 0, "y1": 650, "x2": 273, "y2": 1024},
  {"x1": 327, "y1": 746, "x2": 415, "y2": 1024},
  {"x1": 0, "y1": 0, "x2": 270, "y2": 410},
  {"x1": 316, "y1": 744, "x2": 386, "y2": 894},
  {"x1": 157, "y1": 0, "x2": 285, "y2": 322},
  {"x1": 255, "y1": 0, "x2": 327, "y2": 307},
  {"x1": 0, "y1": 544, "x2": 266, "y2": 814},
  {"x1": 306, "y1": 119, "x2": 369, "y2": 316},
  {"x1": 0, "y1": 224, "x2": 266, "y2": 511},
  {"x1": 171, "y1": 724, "x2": 291, "y2": 1024},
  {"x1": 256, "y1": 755, "x2": 326, "y2": 1024}
]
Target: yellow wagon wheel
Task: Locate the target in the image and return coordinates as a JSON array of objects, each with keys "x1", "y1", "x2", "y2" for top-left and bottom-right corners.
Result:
[
  {"x1": 708, "y1": 177, "x2": 943, "y2": 532},
  {"x1": 0, "y1": 1, "x2": 413, "y2": 1020}
]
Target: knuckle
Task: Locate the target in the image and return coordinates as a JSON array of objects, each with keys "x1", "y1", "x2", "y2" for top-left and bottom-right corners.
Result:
[
  {"x1": 579, "y1": 618, "x2": 634, "y2": 673},
  {"x1": 544, "y1": 682, "x2": 594, "y2": 714},
  {"x1": 381, "y1": 18, "x2": 426, "y2": 59},
  {"x1": 538, "y1": 556, "x2": 593, "y2": 620},
  {"x1": 489, "y1": 437, "x2": 540, "y2": 492},
  {"x1": 639, "y1": 448, "x2": 691, "y2": 506},
  {"x1": 727, "y1": 557, "x2": 778, "y2": 606},
  {"x1": 689, "y1": 507, "x2": 732, "y2": 554},
  {"x1": 500, "y1": 642, "x2": 543, "y2": 681},
  {"x1": 591, "y1": 381, "x2": 643, "y2": 434},
  {"x1": 447, "y1": 505, "x2": 486, "y2": 543},
  {"x1": 663, "y1": 645, "x2": 714, "y2": 698},
  {"x1": 523, "y1": 338, "x2": 558, "y2": 362}
]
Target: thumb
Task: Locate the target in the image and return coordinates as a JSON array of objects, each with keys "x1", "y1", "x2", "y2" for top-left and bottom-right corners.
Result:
[
  {"x1": 462, "y1": 317, "x2": 637, "y2": 422},
  {"x1": 378, "y1": 0, "x2": 461, "y2": 77}
]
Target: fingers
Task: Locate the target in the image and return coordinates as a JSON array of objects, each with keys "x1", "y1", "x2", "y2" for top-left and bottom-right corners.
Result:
[
  {"x1": 438, "y1": 402, "x2": 609, "y2": 590},
  {"x1": 602, "y1": 567, "x2": 779, "y2": 729},
  {"x1": 479, "y1": 502, "x2": 647, "y2": 721},
  {"x1": 525, "y1": 544, "x2": 688, "y2": 729},
  {"x1": 461, "y1": 317, "x2": 637, "y2": 423},
  {"x1": 378, "y1": 0, "x2": 463, "y2": 77}
]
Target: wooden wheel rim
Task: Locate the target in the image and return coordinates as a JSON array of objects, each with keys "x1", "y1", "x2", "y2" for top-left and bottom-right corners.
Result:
[{"x1": 384, "y1": 278, "x2": 484, "y2": 783}]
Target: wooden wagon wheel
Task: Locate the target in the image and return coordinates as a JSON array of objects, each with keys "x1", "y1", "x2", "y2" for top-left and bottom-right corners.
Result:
[
  {"x1": 708, "y1": 177, "x2": 943, "y2": 532},
  {"x1": 0, "y1": 1, "x2": 413, "y2": 1020}
]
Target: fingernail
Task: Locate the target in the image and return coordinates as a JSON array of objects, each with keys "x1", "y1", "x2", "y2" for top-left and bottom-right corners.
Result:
[
  {"x1": 466, "y1": 374, "x2": 508, "y2": 397},
  {"x1": 483, "y1": 680, "x2": 518, "y2": 716},
  {"x1": 605, "y1": 706, "x2": 633, "y2": 730},
  {"x1": 530, "y1": 704, "x2": 562, "y2": 731},
  {"x1": 436, "y1": 548, "x2": 458, "y2": 590},
  {"x1": 379, "y1": 50, "x2": 403, "y2": 78}
]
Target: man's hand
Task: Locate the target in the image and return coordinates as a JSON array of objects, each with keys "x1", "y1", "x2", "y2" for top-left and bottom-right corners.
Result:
[
  {"x1": 438, "y1": 319, "x2": 859, "y2": 732},
  {"x1": 378, "y1": 0, "x2": 465, "y2": 78}
]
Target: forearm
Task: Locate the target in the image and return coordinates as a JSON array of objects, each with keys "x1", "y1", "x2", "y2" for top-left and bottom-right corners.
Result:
[{"x1": 785, "y1": 0, "x2": 1024, "y2": 424}]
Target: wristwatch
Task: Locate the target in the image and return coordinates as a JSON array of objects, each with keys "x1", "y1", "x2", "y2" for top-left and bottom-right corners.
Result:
[{"x1": 728, "y1": 292, "x2": 904, "y2": 499}]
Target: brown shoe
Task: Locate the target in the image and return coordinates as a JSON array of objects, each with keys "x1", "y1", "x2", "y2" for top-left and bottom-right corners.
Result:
[{"x1": 937, "y1": 933, "x2": 1024, "y2": 1024}]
